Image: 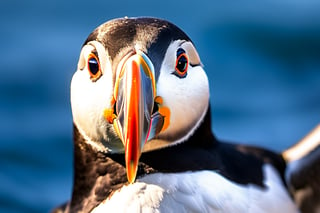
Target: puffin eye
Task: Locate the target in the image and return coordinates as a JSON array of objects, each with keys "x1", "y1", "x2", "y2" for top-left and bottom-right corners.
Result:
[
  {"x1": 88, "y1": 53, "x2": 102, "y2": 81},
  {"x1": 174, "y1": 48, "x2": 189, "y2": 78}
]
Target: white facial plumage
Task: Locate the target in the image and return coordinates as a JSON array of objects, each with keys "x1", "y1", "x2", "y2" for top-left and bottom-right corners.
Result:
[
  {"x1": 70, "y1": 41, "x2": 122, "y2": 152},
  {"x1": 143, "y1": 40, "x2": 209, "y2": 151}
]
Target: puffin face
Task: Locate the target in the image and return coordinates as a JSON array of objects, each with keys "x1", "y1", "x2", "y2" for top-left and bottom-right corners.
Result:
[{"x1": 70, "y1": 17, "x2": 209, "y2": 182}]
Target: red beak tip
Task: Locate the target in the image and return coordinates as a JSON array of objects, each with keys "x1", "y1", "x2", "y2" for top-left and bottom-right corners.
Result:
[{"x1": 126, "y1": 160, "x2": 138, "y2": 183}]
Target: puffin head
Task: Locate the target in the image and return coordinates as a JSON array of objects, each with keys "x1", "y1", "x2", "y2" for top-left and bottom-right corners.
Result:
[{"x1": 70, "y1": 17, "x2": 210, "y2": 183}]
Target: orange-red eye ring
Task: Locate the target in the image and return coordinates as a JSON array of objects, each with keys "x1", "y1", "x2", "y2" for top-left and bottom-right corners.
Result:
[
  {"x1": 87, "y1": 53, "x2": 102, "y2": 81},
  {"x1": 174, "y1": 52, "x2": 189, "y2": 78}
]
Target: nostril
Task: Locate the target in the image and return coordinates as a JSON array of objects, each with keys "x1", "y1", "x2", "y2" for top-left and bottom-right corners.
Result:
[
  {"x1": 113, "y1": 102, "x2": 117, "y2": 116},
  {"x1": 152, "y1": 102, "x2": 159, "y2": 115}
]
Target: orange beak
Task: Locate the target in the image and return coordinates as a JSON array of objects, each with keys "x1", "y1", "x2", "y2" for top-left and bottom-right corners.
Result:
[{"x1": 113, "y1": 51, "x2": 156, "y2": 183}]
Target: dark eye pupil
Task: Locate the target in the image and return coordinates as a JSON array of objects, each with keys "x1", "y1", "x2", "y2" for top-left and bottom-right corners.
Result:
[
  {"x1": 88, "y1": 57, "x2": 100, "y2": 75},
  {"x1": 177, "y1": 56, "x2": 188, "y2": 72},
  {"x1": 174, "y1": 48, "x2": 189, "y2": 78}
]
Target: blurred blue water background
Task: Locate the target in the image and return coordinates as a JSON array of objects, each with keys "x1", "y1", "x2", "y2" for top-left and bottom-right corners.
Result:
[{"x1": 0, "y1": 0, "x2": 320, "y2": 212}]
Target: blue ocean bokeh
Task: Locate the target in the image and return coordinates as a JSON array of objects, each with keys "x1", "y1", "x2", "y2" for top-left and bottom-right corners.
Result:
[{"x1": 1, "y1": 1, "x2": 320, "y2": 212}]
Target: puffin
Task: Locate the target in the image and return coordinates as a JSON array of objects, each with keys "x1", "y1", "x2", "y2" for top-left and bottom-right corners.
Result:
[{"x1": 53, "y1": 17, "x2": 320, "y2": 213}]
